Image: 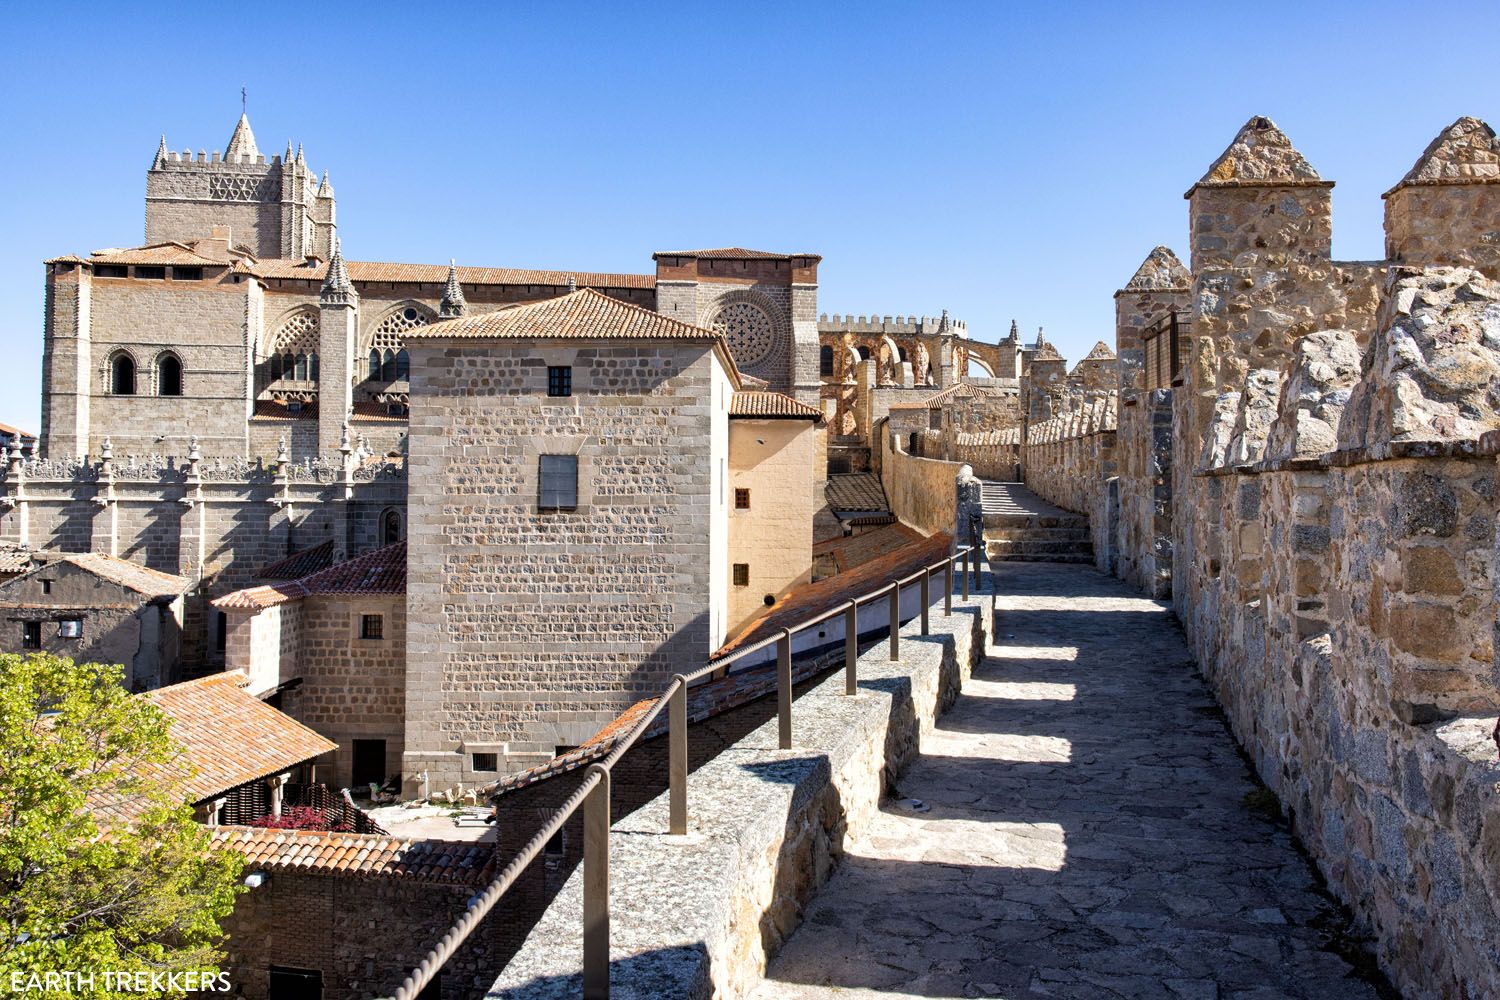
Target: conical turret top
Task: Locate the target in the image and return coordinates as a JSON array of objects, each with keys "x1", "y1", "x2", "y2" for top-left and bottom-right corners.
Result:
[
  {"x1": 225, "y1": 113, "x2": 260, "y2": 162},
  {"x1": 1387, "y1": 117, "x2": 1500, "y2": 194},
  {"x1": 153, "y1": 134, "x2": 169, "y2": 168},
  {"x1": 317, "y1": 171, "x2": 334, "y2": 198},
  {"x1": 1122, "y1": 246, "x2": 1192, "y2": 292},
  {"x1": 1193, "y1": 116, "x2": 1322, "y2": 190},
  {"x1": 439, "y1": 260, "x2": 468, "y2": 318}
]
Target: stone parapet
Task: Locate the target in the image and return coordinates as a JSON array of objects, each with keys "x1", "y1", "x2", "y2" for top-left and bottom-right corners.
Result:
[{"x1": 487, "y1": 586, "x2": 989, "y2": 999}]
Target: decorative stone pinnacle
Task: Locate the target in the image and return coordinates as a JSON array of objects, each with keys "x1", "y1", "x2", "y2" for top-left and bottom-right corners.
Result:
[
  {"x1": 188, "y1": 436, "x2": 201, "y2": 463},
  {"x1": 339, "y1": 422, "x2": 352, "y2": 454},
  {"x1": 101, "y1": 438, "x2": 113, "y2": 461},
  {"x1": 276, "y1": 436, "x2": 288, "y2": 464},
  {"x1": 1007, "y1": 319, "x2": 1020, "y2": 342},
  {"x1": 568, "y1": 274, "x2": 578, "y2": 293},
  {"x1": 154, "y1": 134, "x2": 169, "y2": 168},
  {"x1": 320, "y1": 238, "x2": 357, "y2": 306},
  {"x1": 439, "y1": 259, "x2": 468, "y2": 318}
]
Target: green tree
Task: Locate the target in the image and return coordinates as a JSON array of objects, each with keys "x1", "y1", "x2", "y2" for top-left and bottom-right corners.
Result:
[{"x1": 0, "y1": 653, "x2": 244, "y2": 998}]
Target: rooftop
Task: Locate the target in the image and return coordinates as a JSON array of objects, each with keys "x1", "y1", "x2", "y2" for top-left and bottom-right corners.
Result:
[
  {"x1": 813, "y1": 522, "x2": 926, "y2": 576},
  {"x1": 240, "y1": 258, "x2": 656, "y2": 290},
  {"x1": 1190, "y1": 115, "x2": 1327, "y2": 193},
  {"x1": 411, "y1": 287, "x2": 717, "y2": 343},
  {"x1": 730, "y1": 391, "x2": 822, "y2": 420},
  {"x1": 256, "y1": 540, "x2": 337, "y2": 581},
  {"x1": 95, "y1": 672, "x2": 336, "y2": 824},
  {"x1": 652, "y1": 247, "x2": 821, "y2": 261},
  {"x1": 214, "y1": 541, "x2": 405, "y2": 611},
  {"x1": 825, "y1": 473, "x2": 891, "y2": 515},
  {"x1": 0, "y1": 551, "x2": 190, "y2": 600},
  {"x1": 1387, "y1": 116, "x2": 1500, "y2": 194},
  {"x1": 212, "y1": 825, "x2": 496, "y2": 885}
]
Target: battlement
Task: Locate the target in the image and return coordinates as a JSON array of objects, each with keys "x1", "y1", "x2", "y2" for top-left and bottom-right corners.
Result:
[
  {"x1": 817, "y1": 313, "x2": 969, "y2": 337},
  {"x1": 153, "y1": 150, "x2": 275, "y2": 168}
]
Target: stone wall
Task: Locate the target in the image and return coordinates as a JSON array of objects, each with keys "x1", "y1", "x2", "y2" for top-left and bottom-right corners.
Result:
[
  {"x1": 403, "y1": 339, "x2": 728, "y2": 788},
  {"x1": 488, "y1": 582, "x2": 989, "y2": 999},
  {"x1": 1021, "y1": 393, "x2": 1119, "y2": 573},
  {"x1": 879, "y1": 429, "x2": 964, "y2": 536},
  {"x1": 1024, "y1": 116, "x2": 1500, "y2": 998}
]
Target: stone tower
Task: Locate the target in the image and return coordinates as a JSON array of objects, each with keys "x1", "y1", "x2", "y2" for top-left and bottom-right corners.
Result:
[{"x1": 145, "y1": 114, "x2": 336, "y2": 260}]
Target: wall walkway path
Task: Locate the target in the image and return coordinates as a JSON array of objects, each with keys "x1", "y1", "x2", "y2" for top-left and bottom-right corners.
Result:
[{"x1": 750, "y1": 563, "x2": 1389, "y2": 1000}]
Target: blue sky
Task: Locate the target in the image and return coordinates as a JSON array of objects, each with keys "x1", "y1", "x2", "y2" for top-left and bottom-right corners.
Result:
[{"x1": 1, "y1": 1, "x2": 1495, "y2": 432}]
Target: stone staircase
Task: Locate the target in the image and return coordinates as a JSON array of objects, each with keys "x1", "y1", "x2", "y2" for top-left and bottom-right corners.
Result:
[{"x1": 980, "y1": 481, "x2": 1094, "y2": 564}]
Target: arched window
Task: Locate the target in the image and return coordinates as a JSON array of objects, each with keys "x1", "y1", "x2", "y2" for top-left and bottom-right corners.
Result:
[
  {"x1": 395, "y1": 349, "x2": 409, "y2": 380},
  {"x1": 110, "y1": 353, "x2": 136, "y2": 395},
  {"x1": 369, "y1": 349, "x2": 381, "y2": 380},
  {"x1": 381, "y1": 509, "x2": 402, "y2": 546},
  {"x1": 819, "y1": 345, "x2": 834, "y2": 377},
  {"x1": 856, "y1": 346, "x2": 871, "y2": 362},
  {"x1": 294, "y1": 352, "x2": 308, "y2": 381},
  {"x1": 898, "y1": 347, "x2": 908, "y2": 363},
  {"x1": 309, "y1": 353, "x2": 320, "y2": 382},
  {"x1": 381, "y1": 349, "x2": 396, "y2": 382},
  {"x1": 157, "y1": 354, "x2": 182, "y2": 396}
]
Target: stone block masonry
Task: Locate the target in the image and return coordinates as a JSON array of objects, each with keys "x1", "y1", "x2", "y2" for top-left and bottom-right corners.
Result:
[
  {"x1": 488, "y1": 587, "x2": 989, "y2": 999},
  {"x1": 403, "y1": 340, "x2": 726, "y2": 789}
]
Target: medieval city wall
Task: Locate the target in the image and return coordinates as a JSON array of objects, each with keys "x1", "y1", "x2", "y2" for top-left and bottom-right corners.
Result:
[
  {"x1": 1021, "y1": 394, "x2": 1118, "y2": 573},
  {"x1": 880, "y1": 429, "x2": 964, "y2": 536},
  {"x1": 1012, "y1": 118, "x2": 1500, "y2": 997}
]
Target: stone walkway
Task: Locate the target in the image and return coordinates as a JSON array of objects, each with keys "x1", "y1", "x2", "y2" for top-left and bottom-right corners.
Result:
[{"x1": 751, "y1": 563, "x2": 1385, "y2": 1000}]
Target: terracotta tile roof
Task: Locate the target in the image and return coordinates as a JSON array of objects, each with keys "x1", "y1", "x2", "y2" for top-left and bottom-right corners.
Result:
[
  {"x1": 652, "y1": 247, "x2": 821, "y2": 261},
  {"x1": 0, "y1": 422, "x2": 37, "y2": 440},
  {"x1": 0, "y1": 552, "x2": 189, "y2": 600},
  {"x1": 410, "y1": 288, "x2": 721, "y2": 344},
  {"x1": 94, "y1": 672, "x2": 337, "y2": 824},
  {"x1": 0, "y1": 546, "x2": 42, "y2": 576},
  {"x1": 715, "y1": 532, "x2": 953, "y2": 659},
  {"x1": 212, "y1": 826, "x2": 496, "y2": 885},
  {"x1": 257, "y1": 540, "x2": 337, "y2": 581},
  {"x1": 812, "y1": 523, "x2": 925, "y2": 575},
  {"x1": 214, "y1": 542, "x2": 405, "y2": 611},
  {"x1": 78, "y1": 242, "x2": 231, "y2": 267},
  {"x1": 237, "y1": 258, "x2": 656, "y2": 290},
  {"x1": 825, "y1": 473, "x2": 890, "y2": 514},
  {"x1": 730, "y1": 391, "x2": 821, "y2": 420}
]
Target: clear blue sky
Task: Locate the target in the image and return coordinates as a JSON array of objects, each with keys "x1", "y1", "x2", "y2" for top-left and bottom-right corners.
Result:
[{"x1": 1, "y1": 2, "x2": 1495, "y2": 432}]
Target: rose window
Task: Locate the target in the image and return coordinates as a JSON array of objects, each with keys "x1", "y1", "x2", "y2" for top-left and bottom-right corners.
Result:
[{"x1": 711, "y1": 302, "x2": 776, "y2": 370}]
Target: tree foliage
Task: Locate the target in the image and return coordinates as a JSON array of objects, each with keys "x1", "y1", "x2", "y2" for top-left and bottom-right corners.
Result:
[{"x1": 0, "y1": 654, "x2": 244, "y2": 997}]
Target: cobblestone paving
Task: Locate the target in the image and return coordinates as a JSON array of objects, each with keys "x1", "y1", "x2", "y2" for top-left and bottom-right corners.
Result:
[{"x1": 752, "y1": 563, "x2": 1386, "y2": 1000}]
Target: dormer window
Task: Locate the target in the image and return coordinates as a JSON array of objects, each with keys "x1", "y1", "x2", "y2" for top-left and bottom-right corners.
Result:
[
  {"x1": 171, "y1": 266, "x2": 202, "y2": 281},
  {"x1": 134, "y1": 266, "x2": 165, "y2": 280}
]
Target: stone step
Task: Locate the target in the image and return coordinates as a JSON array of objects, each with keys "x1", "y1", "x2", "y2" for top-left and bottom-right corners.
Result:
[
  {"x1": 987, "y1": 540, "x2": 1095, "y2": 557},
  {"x1": 987, "y1": 552, "x2": 1097, "y2": 564},
  {"x1": 987, "y1": 527, "x2": 1092, "y2": 542}
]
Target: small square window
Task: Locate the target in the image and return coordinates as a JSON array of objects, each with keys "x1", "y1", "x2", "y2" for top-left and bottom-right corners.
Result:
[
  {"x1": 538, "y1": 454, "x2": 578, "y2": 511},
  {"x1": 40, "y1": 580, "x2": 51, "y2": 595},
  {"x1": 22, "y1": 622, "x2": 41, "y2": 649},
  {"x1": 57, "y1": 619, "x2": 82, "y2": 639},
  {"x1": 733, "y1": 563, "x2": 749, "y2": 587},
  {"x1": 547, "y1": 366, "x2": 572, "y2": 397},
  {"x1": 286, "y1": 400, "x2": 303, "y2": 415},
  {"x1": 472, "y1": 752, "x2": 497, "y2": 772},
  {"x1": 360, "y1": 614, "x2": 384, "y2": 640},
  {"x1": 734, "y1": 488, "x2": 750, "y2": 510}
]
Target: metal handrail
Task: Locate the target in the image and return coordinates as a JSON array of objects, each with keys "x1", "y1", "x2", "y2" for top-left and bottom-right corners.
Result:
[{"x1": 385, "y1": 544, "x2": 978, "y2": 1000}]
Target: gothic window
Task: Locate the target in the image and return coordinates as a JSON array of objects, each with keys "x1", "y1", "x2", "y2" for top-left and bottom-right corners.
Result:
[
  {"x1": 157, "y1": 354, "x2": 183, "y2": 396},
  {"x1": 309, "y1": 353, "x2": 319, "y2": 381},
  {"x1": 366, "y1": 306, "x2": 430, "y2": 383},
  {"x1": 819, "y1": 345, "x2": 834, "y2": 377},
  {"x1": 295, "y1": 353, "x2": 308, "y2": 381},
  {"x1": 267, "y1": 311, "x2": 320, "y2": 388},
  {"x1": 110, "y1": 353, "x2": 136, "y2": 395},
  {"x1": 381, "y1": 508, "x2": 403, "y2": 546},
  {"x1": 270, "y1": 354, "x2": 284, "y2": 381}
]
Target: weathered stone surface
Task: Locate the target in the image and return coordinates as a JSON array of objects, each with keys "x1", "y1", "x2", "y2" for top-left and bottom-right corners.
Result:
[
  {"x1": 1122, "y1": 245, "x2": 1192, "y2": 292},
  {"x1": 1199, "y1": 391, "x2": 1241, "y2": 469},
  {"x1": 1265, "y1": 330, "x2": 1362, "y2": 462},
  {"x1": 1390, "y1": 117, "x2": 1500, "y2": 188},
  {"x1": 1339, "y1": 267, "x2": 1500, "y2": 449},
  {"x1": 1225, "y1": 369, "x2": 1284, "y2": 467},
  {"x1": 1195, "y1": 116, "x2": 1323, "y2": 188}
]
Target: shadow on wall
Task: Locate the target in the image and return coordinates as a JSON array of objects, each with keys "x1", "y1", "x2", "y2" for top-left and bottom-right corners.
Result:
[
  {"x1": 752, "y1": 569, "x2": 1397, "y2": 999},
  {"x1": 487, "y1": 943, "x2": 714, "y2": 999}
]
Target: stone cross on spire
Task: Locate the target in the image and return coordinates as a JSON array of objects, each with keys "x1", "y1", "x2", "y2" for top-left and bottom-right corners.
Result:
[{"x1": 439, "y1": 260, "x2": 468, "y2": 318}]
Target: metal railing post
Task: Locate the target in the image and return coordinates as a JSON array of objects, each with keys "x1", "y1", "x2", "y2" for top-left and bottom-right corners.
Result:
[
  {"x1": 777, "y1": 630, "x2": 793, "y2": 749},
  {"x1": 582, "y1": 765, "x2": 611, "y2": 1000},
  {"x1": 944, "y1": 558, "x2": 953, "y2": 616},
  {"x1": 668, "y1": 677, "x2": 687, "y2": 836},
  {"x1": 888, "y1": 583, "x2": 900, "y2": 660},
  {"x1": 844, "y1": 601, "x2": 858, "y2": 695},
  {"x1": 920, "y1": 570, "x2": 930, "y2": 635},
  {"x1": 962, "y1": 550, "x2": 970, "y2": 601},
  {"x1": 970, "y1": 540, "x2": 980, "y2": 592}
]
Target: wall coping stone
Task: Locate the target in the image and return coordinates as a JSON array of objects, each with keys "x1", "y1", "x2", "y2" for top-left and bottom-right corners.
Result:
[{"x1": 1195, "y1": 434, "x2": 1500, "y2": 478}]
